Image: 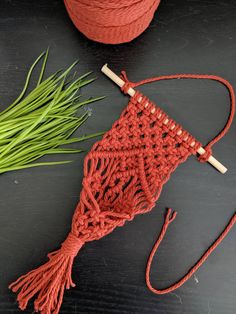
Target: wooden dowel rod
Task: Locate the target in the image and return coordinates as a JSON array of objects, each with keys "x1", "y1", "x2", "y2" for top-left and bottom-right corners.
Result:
[{"x1": 101, "y1": 64, "x2": 227, "y2": 174}]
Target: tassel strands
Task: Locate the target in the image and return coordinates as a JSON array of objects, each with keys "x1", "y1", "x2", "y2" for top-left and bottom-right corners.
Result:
[{"x1": 9, "y1": 233, "x2": 84, "y2": 313}]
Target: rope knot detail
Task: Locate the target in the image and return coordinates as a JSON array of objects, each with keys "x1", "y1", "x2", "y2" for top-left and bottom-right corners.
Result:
[
  {"x1": 198, "y1": 147, "x2": 212, "y2": 163},
  {"x1": 120, "y1": 71, "x2": 136, "y2": 94},
  {"x1": 61, "y1": 233, "x2": 84, "y2": 257}
]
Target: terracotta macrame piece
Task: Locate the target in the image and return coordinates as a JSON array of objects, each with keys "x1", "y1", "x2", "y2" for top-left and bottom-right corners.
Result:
[{"x1": 9, "y1": 69, "x2": 236, "y2": 314}]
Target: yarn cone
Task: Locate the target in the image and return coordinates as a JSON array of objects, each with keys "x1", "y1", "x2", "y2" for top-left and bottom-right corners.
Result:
[
  {"x1": 9, "y1": 71, "x2": 236, "y2": 314},
  {"x1": 64, "y1": 0, "x2": 161, "y2": 44}
]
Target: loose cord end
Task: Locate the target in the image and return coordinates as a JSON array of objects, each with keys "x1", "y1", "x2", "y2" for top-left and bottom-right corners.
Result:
[
  {"x1": 165, "y1": 208, "x2": 177, "y2": 223},
  {"x1": 146, "y1": 210, "x2": 236, "y2": 295}
]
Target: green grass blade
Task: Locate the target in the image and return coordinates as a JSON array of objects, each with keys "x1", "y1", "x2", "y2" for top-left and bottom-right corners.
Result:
[
  {"x1": 2, "y1": 51, "x2": 46, "y2": 112},
  {"x1": 37, "y1": 48, "x2": 49, "y2": 86},
  {"x1": 0, "y1": 51, "x2": 104, "y2": 174}
]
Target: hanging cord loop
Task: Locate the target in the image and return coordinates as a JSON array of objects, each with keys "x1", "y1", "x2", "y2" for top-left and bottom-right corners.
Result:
[
  {"x1": 120, "y1": 71, "x2": 235, "y2": 163},
  {"x1": 121, "y1": 72, "x2": 236, "y2": 293},
  {"x1": 146, "y1": 209, "x2": 236, "y2": 294}
]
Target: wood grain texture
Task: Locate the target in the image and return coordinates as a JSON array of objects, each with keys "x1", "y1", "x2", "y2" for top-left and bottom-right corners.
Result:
[{"x1": 0, "y1": 0, "x2": 236, "y2": 313}]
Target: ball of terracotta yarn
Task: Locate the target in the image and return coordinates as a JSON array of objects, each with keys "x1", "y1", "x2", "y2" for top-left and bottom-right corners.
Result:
[{"x1": 64, "y1": 0, "x2": 161, "y2": 44}]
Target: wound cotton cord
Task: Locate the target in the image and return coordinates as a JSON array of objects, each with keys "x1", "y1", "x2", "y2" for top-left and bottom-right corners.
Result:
[
  {"x1": 64, "y1": 0, "x2": 161, "y2": 44},
  {"x1": 9, "y1": 71, "x2": 235, "y2": 314}
]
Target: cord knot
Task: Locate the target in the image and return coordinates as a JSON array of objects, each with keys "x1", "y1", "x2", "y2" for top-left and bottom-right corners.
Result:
[
  {"x1": 120, "y1": 70, "x2": 135, "y2": 94},
  {"x1": 61, "y1": 232, "x2": 84, "y2": 257},
  {"x1": 198, "y1": 147, "x2": 212, "y2": 163}
]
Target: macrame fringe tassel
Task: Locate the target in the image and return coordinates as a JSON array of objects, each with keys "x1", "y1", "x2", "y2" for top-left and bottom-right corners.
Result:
[{"x1": 9, "y1": 233, "x2": 84, "y2": 314}]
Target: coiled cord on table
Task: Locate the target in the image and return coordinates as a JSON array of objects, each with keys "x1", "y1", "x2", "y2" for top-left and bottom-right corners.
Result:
[{"x1": 64, "y1": 0, "x2": 161, "y2": 44}]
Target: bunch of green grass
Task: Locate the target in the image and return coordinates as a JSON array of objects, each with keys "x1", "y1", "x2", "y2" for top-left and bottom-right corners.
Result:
[{"x1": 0, "y1": 50, "x2": 103, "y2": 174}]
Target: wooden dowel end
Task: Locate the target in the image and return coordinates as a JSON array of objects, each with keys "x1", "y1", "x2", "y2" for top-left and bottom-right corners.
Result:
[{"x1": 197, "y1": 147, "x2": 227, "y2": 174}]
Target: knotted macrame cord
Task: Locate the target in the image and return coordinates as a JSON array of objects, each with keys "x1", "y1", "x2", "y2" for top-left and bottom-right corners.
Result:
[{"x1": 9, "y1": 71, "x2": 236, "y2": 314}]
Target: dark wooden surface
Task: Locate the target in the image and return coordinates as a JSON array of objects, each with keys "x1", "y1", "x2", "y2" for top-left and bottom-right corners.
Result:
[{"x1": 1, "y1": 0, "x2": 236, "y2": 313}]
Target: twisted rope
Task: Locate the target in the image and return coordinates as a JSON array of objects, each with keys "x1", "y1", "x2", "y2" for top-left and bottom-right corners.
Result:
[{"x1": 64, "y1": 0, "x2": 161, "y2": 43}]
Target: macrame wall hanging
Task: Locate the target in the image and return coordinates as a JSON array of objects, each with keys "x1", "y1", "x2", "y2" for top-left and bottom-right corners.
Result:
[{"x1": 9, "y1": 65, "x2": 236, "y2": 314}]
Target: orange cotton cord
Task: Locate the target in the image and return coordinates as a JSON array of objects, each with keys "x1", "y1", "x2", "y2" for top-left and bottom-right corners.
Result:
[
  {"x1": 120, "y1": 72, "x2": 236, "y2": 293},
  {"x1": 64, "y1": 0, "x2": 161, "y2": 44},
  {"x1": 121, "y1": 71, "x2": 235, "y2": 162},
  {"x1": 9, "y1": 71, "x2": 235, "y2": 313},
  {"x1": 146, "y1": 209, "x2": 236, "y2": 294}
]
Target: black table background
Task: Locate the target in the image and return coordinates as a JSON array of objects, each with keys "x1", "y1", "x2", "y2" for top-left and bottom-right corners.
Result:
[{"x1": 1, "y1": 0, "x2": 236, "y2": 313}]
